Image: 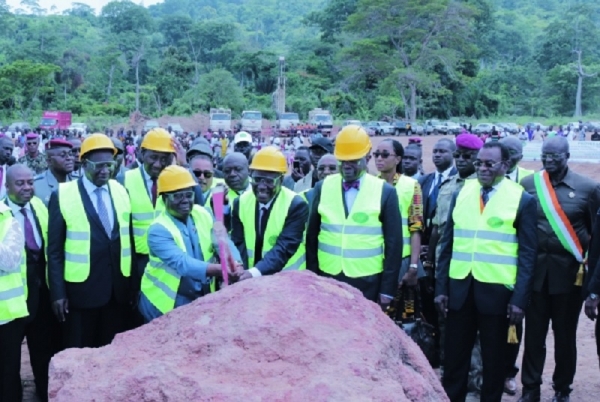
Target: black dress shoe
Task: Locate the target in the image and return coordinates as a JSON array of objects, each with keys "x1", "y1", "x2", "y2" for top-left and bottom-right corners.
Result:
[
  {"x1": 518, "y1": 390, "x2": 540, "y2": 402},
  {"x1": 551, "y1": 391, "x2": 570, "y2": 402}
]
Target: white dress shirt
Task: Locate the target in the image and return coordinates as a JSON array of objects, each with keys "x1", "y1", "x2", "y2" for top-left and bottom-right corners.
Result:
[
  {"x1": 429, "y1": 165, "x2": 455, "y2": 196},
  {"x1": 249, "y1": 197, "x2": 276, "y2": 278},
  {"x1": 0, "y1": 165, "x2": 7, "y2": 200},
  {"x1": 82, "y1": 175, "x2": 114, "y2": 230},
  {"x1": 7, "y1": 198, "x2": 42, "y2": 248},
  {"x1": 343, "y1": 174, "x2": 366, "y2": 212},
  {"x1": 507, "y1": 168, "x2": 518, "y2": 183}
]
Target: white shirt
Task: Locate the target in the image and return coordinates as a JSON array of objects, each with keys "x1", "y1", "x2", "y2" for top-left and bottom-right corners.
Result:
[
  {"x1": 483, "y1": 179, "x2": 503, "y2": 200},
  {"x1": 0, "y1": 165, "x2": 7, "y2": 200},
  {"x1": 343, "y1": 174, "x2": 366, "y2": 212},
  {"x1": 7, "y1": 198, "x2": 42, "y2": 248},
  {"x1": 249, "y1": 197, "x2": 276, "y2": 278},
  {"x1": 82, "y1": 176, "x2": 114, "y2": 230},
  {"x1": 507, "y1": 168, "x2": 518, "y2": 183},
  {"x1": 429, "y1": 165, "x2": 455, "y2": 196}
]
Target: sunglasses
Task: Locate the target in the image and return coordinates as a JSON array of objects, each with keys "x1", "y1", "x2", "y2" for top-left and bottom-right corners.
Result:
[
  {"x1": 251, "y1": 176, "x2": 280, "y2": 187},
  {"x1": 166, "y1": 190, "x2": 195, "y2": 202},
  {"x1": 453, "y1": 152, "x2": 474, "y2": 160},
  {"x1": 317, "y1": 165, "x2": 337, "y2": 172},
  {"x1": 473, "y1": 160, "x2": 503, "y2": 169},
  {"x1": 86, "y1": 160, "x2": 117, "y2": 171},
  {"x1": 372, "y1": 151, "x2": 396, "y2": 159},
  {"x1": 192, "y1": 170, "x2": 213, "y2": 179}
]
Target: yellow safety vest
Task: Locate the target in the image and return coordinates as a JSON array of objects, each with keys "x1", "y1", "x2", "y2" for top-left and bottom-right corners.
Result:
[
  {"x1": 394, "y1": 175, "x2": 416, "y2": 258},
  {"x1": 124, "y1": 168, "x2": 165, "y2": 255},
  {"x1": 318, "y1": 174, "x2": 384, "y2": 278},
  {"x1": 238, "y1": 188, "x2": 306, "y2": 271},
  {"x1": 517, "y1": 166, "x2": 534, "y2": 183},
  {"x1": 0, "y1": 204, "x2": 28, "y2": 322},
  {"x1": 20, "y1": 197, "x2": 49, "y2": 295},
  {"x1": 203, "y1": 178, "x2": 226, "y2": 212},
  {"x1": 58, "y1": 180, "x2": 132, "y2": 282},
  {"x1": 449, "y1": 179, "x2": 522, "y2": 285},
  {"x1": 141, "y1": 206, "x2": 213, "y2": 314}
]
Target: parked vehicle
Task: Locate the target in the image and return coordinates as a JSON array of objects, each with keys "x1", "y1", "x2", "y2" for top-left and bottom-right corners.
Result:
[
  {"x1": 443, "y1": 121, "x2": 462, "y2": 135},
  {"x1": 276, "y1": 112, "x2": 300, "y2": 136},
  {"x1": 308, "y1": 108, "x2": 333, "y2": 134},
  {"x1": 143, "y1": 120, "x2": 160, "y2": 131},
  {"x1": 39, "y1": 111, "x2": 72, "y2": 131},
  {"x1": 525, "y1": 122, "x2": 548, "y2": 132},
  {"x1": 68, "y1": 122, "x2": 88, "y2": 134},
  {"x1": 365, "y1": 121, "x2": 394, "y2": 136},
  {"x1": 497, "y1": 122, "x2": 519, "y2": 134},
  {"x1": 209, "y1": 108, "x2": 232, "y2": 132},
  {"x1": 7, "y1": 122, "x2": 31, "y2": 133},
  {"x1": 424, "y1": 119, "x2": 447, "y2": 135},
  {"x1": 240, "y1": 110, "x2": 263, "y2": 134},
  {"x1": 361, "y1": 125, "x2": 376, "y2": 136},
  {"x1": 392, "y1": 120, "x2": 412, "y2": 135},
  {"x1": 343, "y1": 119, "x2": 362, "y2": 126},
  {"x1": 409, "y1": 122, "x2": 424, "y2": 135},
  {"x1": 473, "y1": 123, "x2": 495, "y2": 134},
  {"x1": 167, "y1": 123, "x2": 184, "y2": 134}
]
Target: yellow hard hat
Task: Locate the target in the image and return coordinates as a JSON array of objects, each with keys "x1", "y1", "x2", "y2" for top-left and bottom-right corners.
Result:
[
  {"x1": 141, "y1": 128, "x2": 175, "y2": 153},
  {"x1": 334, "y1": 125, "x2": 371, "y2": 161},
  {"x1": 249, "y1": 146, "x2": 287, "y2": 173},
  {"x1": 157, "y1": 165, "x2": 197, "y2": 194},
  {"x1": 80, "y1": 133, "x2": 117, "y2": 160}
]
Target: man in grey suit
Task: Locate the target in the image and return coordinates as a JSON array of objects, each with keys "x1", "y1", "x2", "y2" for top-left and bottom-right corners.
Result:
[{"x1": 33, "y1": 139, "x2": 76, "y2": 206}]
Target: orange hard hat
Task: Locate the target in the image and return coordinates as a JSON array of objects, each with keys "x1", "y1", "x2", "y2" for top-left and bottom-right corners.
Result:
[
  {"x1": 80, "y1": 133, "x2": 117, "y2": 160},
  {"x1": 249, "y1": 146, "x2": 287, "y2": 173},
  {"x1": 334, "y1": 125, "x2": 371, "y2": 161}
]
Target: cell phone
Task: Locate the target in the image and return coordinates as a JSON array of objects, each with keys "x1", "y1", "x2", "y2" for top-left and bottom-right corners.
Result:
[{"x1": 293, "y1": 161, "x2": 300, "y2": 170}]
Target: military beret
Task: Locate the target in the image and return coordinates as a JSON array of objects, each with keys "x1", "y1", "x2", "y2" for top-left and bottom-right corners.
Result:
[
  {"x1": 455, "y1": 133, "x2": 483, "y2": 150},
  {"x1": 45, "y1": 139, "x2": 73, "y2": 150}
]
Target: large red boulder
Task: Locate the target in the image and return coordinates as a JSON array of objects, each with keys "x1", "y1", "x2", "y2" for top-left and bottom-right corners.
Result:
[{"x1": 49, "y1": 271, "x2": 448, "y2": 401}]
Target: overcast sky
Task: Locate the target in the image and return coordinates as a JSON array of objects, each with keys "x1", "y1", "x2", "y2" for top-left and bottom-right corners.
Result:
[{"x1": 6, "y1": 0, "x2": 163, "y2": 13}]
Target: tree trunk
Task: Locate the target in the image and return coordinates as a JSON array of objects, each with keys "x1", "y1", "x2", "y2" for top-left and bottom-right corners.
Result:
[
  {"x1": 106, "y1": 64, "x2": 115, "y2": 102},
  {"x1": 135, "y1": 62, "x2": 140, "y2": 112},
  {"x1": 409, "y1": 83, "x2": 417, "y2": 121},
  {"x1": 574, "y1": 74, "x2": 583, "y2": 118}
]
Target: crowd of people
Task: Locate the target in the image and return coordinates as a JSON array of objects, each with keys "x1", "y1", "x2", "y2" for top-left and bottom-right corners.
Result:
[{"x1": 1, "y1": 123, "x2": 600, "y2": 402}]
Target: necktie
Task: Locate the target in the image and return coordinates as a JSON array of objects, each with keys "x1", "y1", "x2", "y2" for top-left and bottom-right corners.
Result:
[
  {"x1": 259, "y1": 206, "x2": 269, "y2": 236},
  {"x1": 481, "y1": 187, "x2": 493, "y2": 206},
  {"x1": 151, "y1": 178, "x2": 158, "y2": 207},
  {"x1": 430, "y1": 174, "x2": 442, "y2": 210},
  {"x1": 342, "y1": 181, "x2": 360, "y2": 191},
  {"x1": 94, "y1": 187, "x2": 112, "y2": 236},
  {"x1": 21, "y1": 208, "x2": 40, "y2": 251}
]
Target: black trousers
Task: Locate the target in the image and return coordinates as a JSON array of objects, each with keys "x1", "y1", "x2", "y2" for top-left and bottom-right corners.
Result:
[
  {"x1": 443, "y1": 283, "x2": 509, "y2": 402},
  {"x1": 321, "y1": 272, "x2": 381, "y2": 302},
  {"x1": 0, "y1": 318, "x2": 26, "y2": 402},
  {"x1": 504, "y1": 321, "x2": 523, "y2": 378},
  {"x1": 596, "y1": 317, "x2": 600, "y2": 359},
  {"x1": 521, "y1": 285, "x2": 583, "y2": 394},
  {"x1": 63, "y1": 297, "x2": 129, "y2": 349}
]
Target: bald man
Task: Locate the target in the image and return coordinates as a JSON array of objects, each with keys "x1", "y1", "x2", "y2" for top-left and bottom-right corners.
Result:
[
  {"x1": 303, "y1": 153, "x2": 338, "y2": 205},
  {"x1": 519, "y1": 136, "x2": 600, "y2": 402},
  {"x1": 0, "y1": 136, "x2": 14, "y2": 200},
  {"x1": 499, "y1": 137, "x2": 534, "y2": 184},
  {"x1": 68, "y1": 138, "x2": 83, "y2": 178},
  {"x1": 220, "y1": 152, "x2": 251, "y2": 232},
  {"x1": 5, "y1": 165, "x2": 54, "y2": 401}
]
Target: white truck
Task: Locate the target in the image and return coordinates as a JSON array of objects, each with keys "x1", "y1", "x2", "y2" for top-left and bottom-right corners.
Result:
[
  {"x1": 276, "y1": 112, "x2": 300, "y2": 136},
  {"x1": 209, "y1": 108, "x2": 232, "y2": 132},
  {"x1": 308, "y1": 108, "x2": 333, "y2": 134},
  {"x1": 240, "y1": 110, "x2": 263, "y2": 134}
]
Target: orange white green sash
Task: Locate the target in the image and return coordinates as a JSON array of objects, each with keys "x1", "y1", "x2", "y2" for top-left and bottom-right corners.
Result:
[{"x1": 533, "y1": 171, "x2": 583, "y2": 263}]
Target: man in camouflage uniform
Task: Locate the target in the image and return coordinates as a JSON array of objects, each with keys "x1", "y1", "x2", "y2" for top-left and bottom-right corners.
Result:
[
  {"x1": 428, "y1": 133, "x2": 484, "y2": 393},
  {"x1": 18, "y1": 133, "x2": 47, "y2": 174}
]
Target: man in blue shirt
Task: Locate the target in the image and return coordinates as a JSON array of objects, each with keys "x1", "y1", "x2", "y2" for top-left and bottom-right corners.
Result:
[{"x1": 138, "y1": 166, "x2": 240, "y2": 322}]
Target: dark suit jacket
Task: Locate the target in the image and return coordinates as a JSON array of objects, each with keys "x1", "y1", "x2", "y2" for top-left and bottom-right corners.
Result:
[
  {"x1": 419, "y1": 167, "x2": 458, "y2": 243},
  {"x1": 584, "y1": 207, "x2": 600, "y2": 297},
  {"x1": 436, "y1": 187, "x2": 538, "y2": 314},
  {"x1": 231, "y1": 193, "x2": 308, "y2": 275},
  {"x1": 305, "y1": 179, "x2": 403, "y2": 297},
  {"x1": 47, "y1": 179, "x2": 135, "y2": 309},
  {"x1": 521, "y1": 169, "x2": 600, "y2": 294}
]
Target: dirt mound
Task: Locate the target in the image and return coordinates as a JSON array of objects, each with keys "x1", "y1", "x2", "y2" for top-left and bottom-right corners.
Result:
[{"x1": 49, "y1": 271, "x2": 447, "y2": 402}]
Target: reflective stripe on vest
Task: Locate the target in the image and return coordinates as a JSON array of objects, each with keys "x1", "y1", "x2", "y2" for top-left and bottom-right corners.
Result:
[
  {"x1": 23, "y1": 197, "x2": 49, "y2": 292},
  {"x1": 395, "y1": 175, "x2": 416, "y2": 257},
  {"x1": 238, "y1": 187, "x2": 306, "y2": 271},
  {"x1": 58, "y1": 180, "x2": 132, "y2": 282},
  {"x1": 0, "y1": 209, "x2": 28, "y2": 323},
  {"x1": 317, "y1": 174, "x2": 384, "y2": 278},
  {"x1": 125, "y1": 168, "x2": 164, "y2": 254},
  {"x1": 141, "y1": 206, "x2": 214, "y2": 315},
  {"x1": 449, "y1": 179, "x2": 521, "y2": 285}
]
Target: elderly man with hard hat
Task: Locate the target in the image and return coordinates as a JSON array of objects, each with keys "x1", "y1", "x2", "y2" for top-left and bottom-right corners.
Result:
[
  {"x1": 47, "y1": 133, "x2": 135, "y2": 349},
  {"x1": 138, "y1": 166, "x2": 240, "y2": 323},
  {"x1": 121, "y1": 128, "x2": 204, "y2": 296},
  {"x1": 231, "y1": 146, "x2": 308, "y2": 280},
  {"x1": 305, "y1": 125, "x2": 403, "y2": 309}
]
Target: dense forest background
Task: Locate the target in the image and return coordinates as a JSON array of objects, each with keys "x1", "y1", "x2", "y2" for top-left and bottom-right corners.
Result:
[{"x1": 1, "y1": 0, "x2": 599, "y2": 124}]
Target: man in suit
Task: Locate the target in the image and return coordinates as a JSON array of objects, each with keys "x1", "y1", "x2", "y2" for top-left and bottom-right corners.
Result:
[
  {"x1": 33, "y1": 139, "x2": 76, "y2": 206},
  {"x1": 306, "y1": 125, "x2": 402, "y2": 308},
  {"x1": 0, "y1": 135, "x2": 15, "y2": 200},
  {"x1": 500, "y1": 137, "x2": 534, "y2": 184},
  {"x1": 67, "y1": 138, "x2": 83, "y2": 178},
  {"x1": 519, "y1": 136, "x2": 600, "y2": 402},
  {"x1": 435, "y1": 141, "x2": 537, "y2": 402},
  {"x1": 232, "y1": 147, "x2": 308, "y2": 279},
  {"x1": 4, "y1": 164, "x2": 55, "y2": 401},
  {"x1": 221, "y1": 152, "x2": 252, "y2": 231},
  {"x1": 48, "y1": 133, "x2": 135, "y2": 348},
  {"x1": 585, "y1": 208, "x2": 600, "y2": 371}
]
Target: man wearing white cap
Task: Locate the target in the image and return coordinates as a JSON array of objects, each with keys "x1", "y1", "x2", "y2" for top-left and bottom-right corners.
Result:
[{"x1": 233, "y1": 131, "x2": 254, "y2": 161}]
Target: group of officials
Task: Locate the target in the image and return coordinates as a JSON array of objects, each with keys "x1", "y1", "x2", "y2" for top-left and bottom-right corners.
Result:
[{"x1": 1, "y1": 124, "x2": 600, "y2": 402}]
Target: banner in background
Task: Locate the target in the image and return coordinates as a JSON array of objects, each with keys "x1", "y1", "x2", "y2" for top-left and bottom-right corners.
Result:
[{"x1": 522, "y1": 141, "x2": 600, "y2": 163}]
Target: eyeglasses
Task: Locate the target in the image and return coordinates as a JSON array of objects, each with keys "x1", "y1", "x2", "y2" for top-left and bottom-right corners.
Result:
[
  {"x1": 453, "y1": 152, "x2": 474, "y2": 160},
  {"x1": 540, "y1": 153, "x2": 566, "y2": 161},
  {"x1": 339, "y1": 159, "x2": 362, "y2": 165},
  {"x1": 192, "y1": 170, "x2": 213, "y2": 179},
  {"x1": 317, "y1": 165, "x2": 337, "y2": 172},
  {"x1": 251, "y1": 176, "x2": 280, "y2": 187},
  {"x1": 86, "y1": 160, "x2": 117, "y2": 171},
  {"x1": 26, "y1": 142, "x2": 37, "y2": 146},
  {"x1": 473, "y1": 160, "x2": 503, "y2": 169},
  {"x1": 166, "y1": 190, "x2": 195, "y2": 202},
  {"x1": 372, "y1": 151, "x2": 396, "y2": 159}
]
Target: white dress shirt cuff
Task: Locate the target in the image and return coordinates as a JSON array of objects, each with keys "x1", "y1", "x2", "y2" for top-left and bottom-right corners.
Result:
[{"x1": 249, "y1": 267, "x2": 262, "y2": 278}]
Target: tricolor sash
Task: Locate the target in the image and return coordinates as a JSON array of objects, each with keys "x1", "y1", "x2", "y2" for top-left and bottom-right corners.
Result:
[{"x1": 533, "y1": 171, "x2": 583, "y2": 263}]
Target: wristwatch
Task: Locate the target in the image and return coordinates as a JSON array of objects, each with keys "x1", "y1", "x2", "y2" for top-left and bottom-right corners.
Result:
[
  {"x1": 409, "y1": 263, "x2": 418, "y2": 270},
  {"x1": 590, "y1": 293, "x2": 599, "y2": 301}
]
